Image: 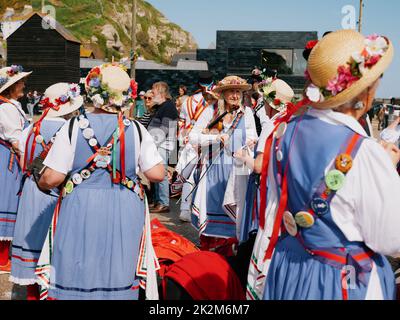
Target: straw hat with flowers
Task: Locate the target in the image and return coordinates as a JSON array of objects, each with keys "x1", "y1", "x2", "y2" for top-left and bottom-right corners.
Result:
[
  {"x1": 0, "y1": 65, "x2": 32, "y2": 94},
  {"x1": 213, "y1": 76, "x2": 251, "y2": 94},
  {"x1": 85, "y1": 63, "x2": 138, "y2": 114},
  {"x1": 305, "y1": 29, "x2": 394, "y2": 109}
]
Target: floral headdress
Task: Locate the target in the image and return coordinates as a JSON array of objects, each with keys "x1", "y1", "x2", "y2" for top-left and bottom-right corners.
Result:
[
  {"x1": 306, "y1": 34, "x2": 390, "y2": 103},
  {"x1": 86, "y1": 63, "x2": 138, "y2": 109},
  {"x1": 0, "y1": 65, "x2": 25, "y2": 88},
  {"x1": 40, "y1": 83, "x2": 81, "y2": 111}
]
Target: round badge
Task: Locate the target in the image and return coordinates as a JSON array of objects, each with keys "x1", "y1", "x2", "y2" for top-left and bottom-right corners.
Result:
[
  {"x1": 80, "y1": 169, "x2": 91, "y2": 180},
  {"x1": 65, "y1": 181, "x2": 74, "y2": 194},
  {"x1": 283, "y1": 211, "x2": 298, "y2": 237},
  {"x1": 72, "y1": 173, "x2": 83, "y2": 185},
  {"x1": 310, "y1": 197, "x2": 329, "y2": 216},
  {"x1": 89, "y1": 138, "x2": 98, "y2": 147},
  {"x1": 275, "y1": 122, "x2": 287, "y2": 139},
  {"x1": 295, "y1": 211, "x2": 315, "y2": 228},
  {"x1": 276, "y1": 150, "x2": 284, "y2": 162},
  {"x1": 335, "y1": 153, "x2": 353, "y2": 173},
  {"x1": 325, "y1": 170, "x2": 346, "y2": 191},
  {"x1": 82, "y1": 128, "x2": 94, "y2": 140},
  {"x1": 78, "y1": 118, "x2": 89, "y2": 129},
  {"x1": 35, "y1": 135, "x2": 44, "y2": 144},
  {"x1": 51, "y1": 137, "x2": 56, "y2": 143},
  {"x1": 123, "y1": 119, "x2": 131, "y2": 127},
  {"x1": 127, "y1": 181, "x2": 134, "y2": 189}
]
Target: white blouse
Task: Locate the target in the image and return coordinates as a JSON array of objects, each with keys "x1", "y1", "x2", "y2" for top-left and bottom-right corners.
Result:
[
  {"x1": 0, "y1": 99, "x2": 29, "y2": 144},
  {"x1": 43, "y1": 116, "x2": 163, "y2": 176},
  {"x1": 189, "y1": 106, "x2": 258, "y2": 148}
]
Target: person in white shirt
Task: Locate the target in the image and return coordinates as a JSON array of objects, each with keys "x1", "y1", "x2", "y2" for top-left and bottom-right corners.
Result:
[
  {"x1": 188, "y1": 75, "x2": 257, "y2": 257},
  {"x1": 248, "y1": 30, "x2": 400, "y2": 300},
  {"x1": 0, "y1": 65, "x2": 31, "y2": 273}
]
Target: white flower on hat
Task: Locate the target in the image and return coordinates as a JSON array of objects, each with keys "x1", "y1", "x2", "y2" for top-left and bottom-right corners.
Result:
[
  {"x1": 365, "y1": 36, "x2": 388, "y2": 57},
  {"x1": 91, "y1": 94, "x2": 104, "y2": 107},
  {"x1": 306, "y1": 84, "x2": 323, "y2": 102},
  {"x1": 351, "y1": 52, "x2": 367, "y2": 75}
]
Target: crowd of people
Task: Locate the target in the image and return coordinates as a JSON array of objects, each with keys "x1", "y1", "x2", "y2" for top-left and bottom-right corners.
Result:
[{"x1": 0, "y1": 29, "x2": 399, "y2": 300}]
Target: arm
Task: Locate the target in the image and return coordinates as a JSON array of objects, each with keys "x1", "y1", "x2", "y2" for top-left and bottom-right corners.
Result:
[
  {"x1": 0, "y1": 104, "x2": 25, "y2": 151},
  {"x1": 380, "y1": 116, "x2": 400, "y2": 144},
  {"x1": 188, "y1": 107, "x2": 220, "y2": 147},
  {"x1": 351, "y1": 140, "x2": 400, "y2": 255},
  {"x1": 137, "y1": 122, "x2": 165, "y2": 183},
  {"x1": 39, "y1": 167, "x2": 67, "y2": 190}
]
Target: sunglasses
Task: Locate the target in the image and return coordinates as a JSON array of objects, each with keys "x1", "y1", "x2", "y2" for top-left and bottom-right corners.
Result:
[{"x1": 144, "y1": 97, "x2": 152, "y2": 100}]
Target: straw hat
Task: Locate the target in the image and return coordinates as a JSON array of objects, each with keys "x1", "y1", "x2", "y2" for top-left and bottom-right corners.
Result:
[
  {"x1": 41, "y1": 83, "x2": 83, "y2": 118},
  {"x1": 0, "y1": 65, "x2": 32, "y2": 94},
  {"x1": 213, "y1": 76, "x2": 251, "y2": 93},
  {"x1": 85, "y1": 63, "x2": 137, "y2": 113},
  {"x1": 261, "y1": 78, "x2": 294, "y2": 111},
  {"x1": 305, "y1": 29, "x2": 394, "y2": 109}
]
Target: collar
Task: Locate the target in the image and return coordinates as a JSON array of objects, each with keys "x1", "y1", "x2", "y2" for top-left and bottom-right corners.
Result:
[{"x1": 308, "y1": 108, "x2": 369, "y2": 138}]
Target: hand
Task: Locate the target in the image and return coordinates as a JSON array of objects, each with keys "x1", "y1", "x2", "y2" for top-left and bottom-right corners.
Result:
[
  {"x1": 246, "y1": 139, "x2": 257, "y2": 150},
  {"x1": 380, "y1": 141, "x2": 400, "y2": 166},
  {"x1": 388, "y1": 116, "x2": 400, "y2": 130},
  {"x1": 218, "y1": 134, "x2": 229, "y2": 146},
  {"x1": 11, "y1": 141, "x2": 21, "y2": 157},
  {"x1": 233, "y1": 148, "x2": 249, "y2": 161}
]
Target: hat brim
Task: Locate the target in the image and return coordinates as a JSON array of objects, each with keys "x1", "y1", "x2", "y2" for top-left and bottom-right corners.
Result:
[
  {"x1": 310, "y1": 41, "x2": 394, "y2": 110},
  {"x1": 213, "y1": 84, "x2": 252, "y2": 93},
  {"x1": 0, "y1": 71, "x2": 32, "y2": 94},
  {"x1": 46, "y1": 96, "x2": 84, "y2": 118}
]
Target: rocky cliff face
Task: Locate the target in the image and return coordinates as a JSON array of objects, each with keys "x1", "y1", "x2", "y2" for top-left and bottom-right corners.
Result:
[{"x1": 0, "y1": 0, "x2": 197, "y2": 63}]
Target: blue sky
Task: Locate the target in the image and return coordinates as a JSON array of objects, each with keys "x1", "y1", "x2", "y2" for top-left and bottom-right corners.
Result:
[{"x1": 146, "y1": 0, "x2": 399, "y2": 98}]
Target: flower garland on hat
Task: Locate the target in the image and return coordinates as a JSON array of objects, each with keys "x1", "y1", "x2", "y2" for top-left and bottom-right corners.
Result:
[
  {"x1": 86, "y1": 63, "x2": 138, "y2": 109},
  {"x1": 39, "y1": 83, "x2": 81, "y2": 112},
  {"x1": 257, "y1": 71, "x2": 289, "y2": 112},
  {"x1": 23, "y1": 84, "x2": 81, "y2": 172},
  {"x1": 306, "y1": 34, "x2": 390, "y2": 103},
  {"x1": 0, "y1": 65, "x2": 25, "y2": 87}
]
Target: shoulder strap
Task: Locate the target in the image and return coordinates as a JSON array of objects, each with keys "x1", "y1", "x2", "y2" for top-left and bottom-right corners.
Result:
[
  {"x1": 132, "y1": 119, "x2": 143, "y2": 145},
  {"x1": 68, "y1": 116, "x2": 77, "y2": 144}
]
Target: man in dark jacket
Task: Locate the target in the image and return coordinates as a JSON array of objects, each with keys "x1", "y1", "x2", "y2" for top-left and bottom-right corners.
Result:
[{"x1": 147, "y1": 82, "x2": 179, "y2": 213}]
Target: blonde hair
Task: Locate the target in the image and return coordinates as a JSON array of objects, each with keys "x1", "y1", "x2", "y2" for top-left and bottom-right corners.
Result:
[
  {"x1": 153, "y1": 82, "x2": 172, "y2": 100},
  {"x1": 218, "y1": 91, "x2": 243, "y2": 114}
]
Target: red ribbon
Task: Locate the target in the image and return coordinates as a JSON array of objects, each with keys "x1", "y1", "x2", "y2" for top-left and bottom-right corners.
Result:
[{"x1": 118, "y1": 113, "x2": 126, "y2": 182}]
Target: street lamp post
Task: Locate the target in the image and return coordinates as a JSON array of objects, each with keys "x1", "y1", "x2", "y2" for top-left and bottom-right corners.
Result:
[
  {"x1": 358, "y1": 0, "x2": 364, "y2": 33},
  {"x1": 130, "y1": 0, "x2": 137, "y2": 78}
]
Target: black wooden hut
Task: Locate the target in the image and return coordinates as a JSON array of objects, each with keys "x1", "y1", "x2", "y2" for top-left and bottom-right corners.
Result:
[{"x1": 6, "y1": 13, "x2": 81, "y2": 93}]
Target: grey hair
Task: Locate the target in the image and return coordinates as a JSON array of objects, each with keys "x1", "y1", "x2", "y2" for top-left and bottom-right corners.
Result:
[{"x1": 218, "y1": 91, "x2": 243, "y2": 114}]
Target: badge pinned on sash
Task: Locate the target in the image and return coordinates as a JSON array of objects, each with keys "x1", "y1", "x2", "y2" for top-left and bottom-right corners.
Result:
[
  {"x1": 295, "y1": 211, "x2": 315, "y2": 228},
  {"x1": 35, "y1": 135, "x2": 44, "y2": 144},
  {"x1": 335, "y1": 153, "x2": 353, "y2": 173},
  {"x1": 325, "y1": 170, "x2": 345, "y2": 191},
  {"x1": 283, "y1": 211, "x2": 298, "y2": 236}
]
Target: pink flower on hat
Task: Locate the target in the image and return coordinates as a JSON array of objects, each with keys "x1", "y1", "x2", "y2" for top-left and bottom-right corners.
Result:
[{"x1": 326, "y1": 66, "x2": 359, "y2": 96}]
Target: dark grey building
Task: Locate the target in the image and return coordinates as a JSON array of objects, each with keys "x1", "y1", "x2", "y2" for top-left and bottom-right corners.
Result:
[
  {"x1": 7, "y1": 13, "x2": 81, "y2": 93},
  {"x1": 199, "y1": 31, "x2": 318, "y2": 93},
  {"x1": 80, "y1": 30, "x2": 318, "y2": 96}
]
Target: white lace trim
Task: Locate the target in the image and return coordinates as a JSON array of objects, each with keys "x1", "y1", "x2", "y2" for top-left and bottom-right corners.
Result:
[
  {"x1": 0, "y1": 237, "x2": 13, "y2": 241},
  {"x1": 9, "y1": 275, "x2": 40, "y2": 286}
]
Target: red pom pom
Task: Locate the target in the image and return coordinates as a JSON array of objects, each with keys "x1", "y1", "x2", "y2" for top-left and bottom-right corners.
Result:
[
  {"x1": 273, "y1": 98, "x2": 281, "y2": 106},
  {"x1": 305, "y1": 40, "x2": 319, "y2": 50}
]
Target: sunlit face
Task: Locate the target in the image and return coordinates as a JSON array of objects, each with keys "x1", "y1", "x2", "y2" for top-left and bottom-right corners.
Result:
[
  {"x1": 9, "y1": 80, "x2": 26, "y2": 100},
  {"x1": 179, "y1": 88, "x2": 185, "y2": 96},
  {"x1": 223, "y1": 89, "x2": 242, "y2": 107},
  {"x1": 144, "y1": 93, "x2": 154, "y2": 108}
]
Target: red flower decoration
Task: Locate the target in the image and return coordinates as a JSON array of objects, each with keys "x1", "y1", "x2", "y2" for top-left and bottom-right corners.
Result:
[
  {"x1": 305, "y1": 40, "x2": 318, "y2": 50},
  {"x1": 273, "y1": 98, "x2": 282, "y2": 106},
  {"x1": 364, "y1": 55, "x2": 381, "y2": 68},
  {"x1": 130, "y1": 79, "x2": 138, "y2": 99}
]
